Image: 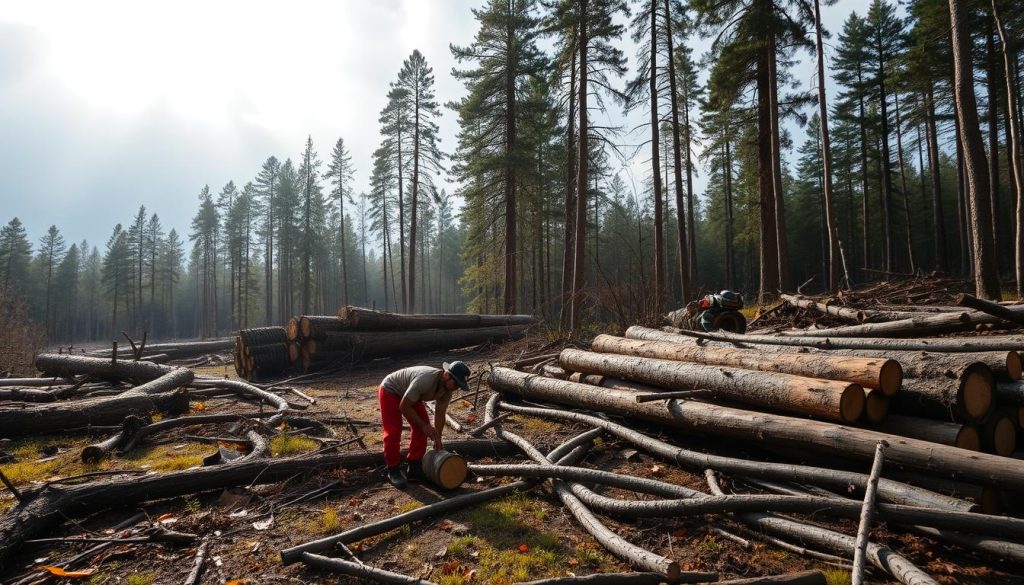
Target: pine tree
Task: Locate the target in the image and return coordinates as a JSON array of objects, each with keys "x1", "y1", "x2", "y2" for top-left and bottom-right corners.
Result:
[
  {"x1": 325, "y1": 138, "x2": 356, "y2": 307},
  {"x1": 190, "y1": 186, "x2": 220, "y2": 338},
  {"x1": 297, "y1": 136, "x2": 325, "y2": 314},
  {"x1": 36, "y1": 225, "x2": 66, "y2": 339},
  {"x1": 54, "y1": 243, "x2": 79, "y2": 342},
  {"x1": 0, "y1": 219, "x2": 32, "y2": 297},
  {"x1": 103, "y1": 224, "x2": 132, "y2": 337},
  {"x1": 452, "y1": 0, "x2": 545, "y2": 314},
  {"x1": 255, "y1": 156, "x2": 280, "y2": 324}
]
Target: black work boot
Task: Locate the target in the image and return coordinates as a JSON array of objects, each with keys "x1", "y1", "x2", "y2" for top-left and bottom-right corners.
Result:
[
  {"x1": 385, "y1": 466, "x2": 408, "y2": 489},
  {"x1": 405, "y1": 460, "x2": 427, "y2": 483}
]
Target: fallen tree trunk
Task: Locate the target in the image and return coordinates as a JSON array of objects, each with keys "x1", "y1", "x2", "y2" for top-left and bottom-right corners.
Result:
[
  {"x1": 781, "y1": 295, "x2": 872, "y2": 323},
  {"x1": 892, "y1": 368, "x2": 993, "y2": 422},
  {"x1": 298, "y1": 316, "x2": 347, "y2": 339},
  {"x1": 875, "y1": 415, "x2": 980, "y2": 451},
  {"x1": 494, "y1": 401, "x2": 975, "y2": 512},
  {"x1": 634, "y1": 326, "x2": 1024, "y2": 353},
  {"x1": 488, "y1": 368, "x2": 1024, "y2": 490},
  {"x1": 0, "y1": 439, "x2": 518, "y2": 566},
  {"x1": 34, "y1": 354, "x2": 178, "y2": 383},
  {"x1": 852, "y1": 442, "x2": 887, "y2": 585},
  {"x1": 0, "y1": 391, "x2": 189, "y2": 438},
  {"x1": 775, "y1": 307, "x2": 1023, "y2": 338},
  {"x1": 703, "y1": 472, "x2": 938, "y2": 585},
  {"x1": 87, "y1": 339, "x2": 235, "y2": 359},
  {"x1": 559, "y1": 349, "x2": 865, "y2": 423},
  {"x1": 0, "y1": 377, "x2": 73, "y2": 387},
  {"x1": 592, "y1": 334, "x2": 901, "y2": 394},
  {"x1": 0, "y1": 388, "x2": 57, "y2": 402},
  {"x1": 957, "y1": 293, "x2": 1024, "y2": 326},
  {"x1": 299, "y1": 553, "x2": 435, "y2": 584},
  {"x1": 337, "y1": 307, "x2": 537, "y2": 331}
]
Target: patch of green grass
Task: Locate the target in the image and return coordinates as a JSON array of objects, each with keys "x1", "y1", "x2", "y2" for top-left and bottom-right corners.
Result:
[
  {"x1": 574, "y1": 545, "x2": 603, "y2": 567},
  {"x1": 88, "y1": 573, "x2": 111, "y2": 585},
  {"x1": 397, "y1": 501, "x2": 423, "y2": 514},
  {"x1": 437, "y1": 576, "x2": 468, "y2": 585},
  {"x1": 183, "y1": 496, "x2": 201, "y2": 515},
  {"x1": 822, "y1": 568, "x2": 851, "y2": 585},
  {"x1": 270, "y1": 433, "x2": 319, "y2": 456},
  {"x1": 698, "y1": 536, "x2": 721, "y2": 554},
  {"x1": 312, "y1": 506, "x2": 341, "y2": 534},
  {"x1": 122, "y1": 442, "x2": 210, "y2": 472},
  {"x1": 447, "y1": 535, "x2": 478, "y2": 558},
  {"x1": 517, "y1": 417, "x2": 561, "y2": 434},
  {"x1": 125, "y1": 573, "x2": 156, "y2": 585}
]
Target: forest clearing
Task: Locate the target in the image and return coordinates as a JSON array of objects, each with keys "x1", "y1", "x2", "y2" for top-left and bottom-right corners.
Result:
[
  {"x1": 3, "y1": 0, "x2": 1024, "y2": 583},
  {"x1": 1, "y1": 277, "x2": 1024, "y2": 584}
]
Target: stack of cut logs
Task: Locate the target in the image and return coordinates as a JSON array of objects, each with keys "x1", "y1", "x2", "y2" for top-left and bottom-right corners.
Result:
[
  {"x1": 234, "y1": 307, "x2": 536, "y2": 381},
  {"x1": 234, "y1": 326, "x2": 290, "y2": 380},
  {"x1": 498, "y1": 292, "x2": 1024, "y2": 515}
]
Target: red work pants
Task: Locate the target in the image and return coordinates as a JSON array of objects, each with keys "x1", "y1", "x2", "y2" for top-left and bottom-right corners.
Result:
[{"x1": 379, "y1": 386, "x2": 429, "y2": 468}]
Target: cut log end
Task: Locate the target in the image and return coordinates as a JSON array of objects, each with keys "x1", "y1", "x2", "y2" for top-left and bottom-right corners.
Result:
[
  {"x1": 286, "y1": 318, "x2": 300, "y2": 342},
  {"x1": 864, "y1": 390, "x2": 889, "y2": 425},
  {"x1": 80, "y1": 445, "x2": 107, "y2": 463},
  {"x1": 963, "y1": 367, "x2": 994, "y2": 420},
  {"x1": 956, "y1": 426, "x2": 982, "y2": 451},
  {"x1": 664, "y1": 563, "x2": 681, "y2": 582},
  {"x1": 287, "y1": 343, "x2": 300, "y2": 365},
  {"x1": 1008, "y1": 352, "x2": 1024, "y2": 381},
  {"x1": 980, "y1": 485, "x2": 1003, "y2": 515},
  {"x1": 840, "y1": 385, "x2": 866, "y2": 423},
  {"x1": 989, "y1": 417, "x2": 1017, "y2": 457},
  {"x1": 879, "y1": 360, "x2": 903, "y2": 396}
]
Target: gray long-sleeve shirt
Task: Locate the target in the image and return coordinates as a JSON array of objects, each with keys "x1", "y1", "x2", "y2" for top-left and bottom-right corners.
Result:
[{"x1": 381, "y1": 366, "x2": 450, "y2": 403}]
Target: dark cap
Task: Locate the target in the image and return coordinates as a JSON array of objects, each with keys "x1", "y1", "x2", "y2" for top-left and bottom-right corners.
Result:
[{"x1": 443, "y1": 361, "x2": 471, "y2": 391}]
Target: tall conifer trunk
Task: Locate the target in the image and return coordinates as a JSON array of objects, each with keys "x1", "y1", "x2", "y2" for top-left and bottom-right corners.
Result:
[
  {"x1": 649, "y1": 2, "x2": 665, "y2": 314},
  {"x1": 664, "y1": 0, "x2": 691, "y2": 303}
]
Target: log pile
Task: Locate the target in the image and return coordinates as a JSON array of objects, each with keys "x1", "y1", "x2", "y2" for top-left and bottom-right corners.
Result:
[{"x1": 235, "y1": 308, "x2": 536, "y2": 380}]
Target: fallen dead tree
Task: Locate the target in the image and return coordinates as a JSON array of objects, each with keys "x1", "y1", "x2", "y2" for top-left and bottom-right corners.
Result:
[
  {"x1": 591, "y1": 334, "x2": 901, "y2": 394},
  {"x1": 559, "y1": 349, "x2": 865, "y2": 423},
  {"x1": 494, "y1": 401, "x2": 973, "y2": 511},
  {"x1": 775, "y1": 306, "x2": 1024, "y2": 338},
  {"x1": 0, "y1": 367, "x2": 194, "y2": 438},
  {"x1": 645, "y1": 327, "x2": 1024, "y2": 353},
  {"x1": 0, "y1": 439, "x2": 518, "y2": 566},
  {"x1": 337, "y1": 306, "x2": 537, "y2": 330},
  {"x1": 87, "y1": 339, "x2": 235, "y2": 360},
  {"x1": 34, "y1": 354, "x2": 178, "y2": 383},
  {"x1": 489, "y1": 368, "x2": 1024, "y2": 490}
]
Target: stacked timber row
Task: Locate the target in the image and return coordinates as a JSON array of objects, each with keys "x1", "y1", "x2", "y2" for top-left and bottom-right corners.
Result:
[
  {"x1": 234, "y1": 327, "x2": 289, "y2": 380},
  {"x1": 542, "y1": 324, "x2": 1024, "y2": 459},
  {"x1": 237, "y1": 308, "x2": 536, "y2": 381}
]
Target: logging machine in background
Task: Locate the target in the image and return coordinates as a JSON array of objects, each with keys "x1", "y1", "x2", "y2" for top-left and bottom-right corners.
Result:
[{"x1": 667, "y1": 290, "x2": 747, "y2": 334}]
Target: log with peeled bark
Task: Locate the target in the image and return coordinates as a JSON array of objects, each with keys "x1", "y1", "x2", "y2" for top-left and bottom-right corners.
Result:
[
  {"x1": 559, "y1": 349, "x2": 865, "y2": 423},
  {"x1": 892, "y1": 368, "x2": 993, "y2": 422},
  {"x1": 591, "y1": 334, "x2": 901, "y2": 395},
  {"x1": 636, "y1": 326, "x2": 1024, "y2": 353},
  {"x1": 34, "y1": 354, "x2": 178, "y2": 383},
  {"x1": 301, "y1": 326, "x2": 530, "y2": 368},
  {"x1": 957, "y1": 293, "x2": 1024, "y2": 326},
  {"x1": 874, "y1": 415, "x2": 980, "y2": 451},
  {"x1": 487, "y1": 368, "x2": 1024, "y2": 491},
  {"x1": 336, "y1": 306, "x2": 537, "y2": 331},
  {"x1": 629, "y1": 326, "x2": 1023, "y2": 383},
  {"x1": 884, "y1": 469, "x2": 1003, "y2": 515},
  {"x1": 0, "y1": 439, "x2": 518, "y2": 567}
]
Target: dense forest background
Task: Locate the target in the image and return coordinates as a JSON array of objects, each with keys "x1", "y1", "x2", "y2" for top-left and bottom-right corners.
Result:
[{"x1": 1, "y1": 0, "x2": 1022, "y2": 343}]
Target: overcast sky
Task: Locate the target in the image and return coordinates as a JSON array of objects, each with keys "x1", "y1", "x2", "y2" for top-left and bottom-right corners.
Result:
[{"x1": 0, "y1": 0, "x2": 856, "y2": 251}]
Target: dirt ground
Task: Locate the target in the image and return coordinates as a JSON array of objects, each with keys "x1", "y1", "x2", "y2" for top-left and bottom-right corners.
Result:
[{"x1": 1, "y1": 334, "x2": 1022, "y2": 585}]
